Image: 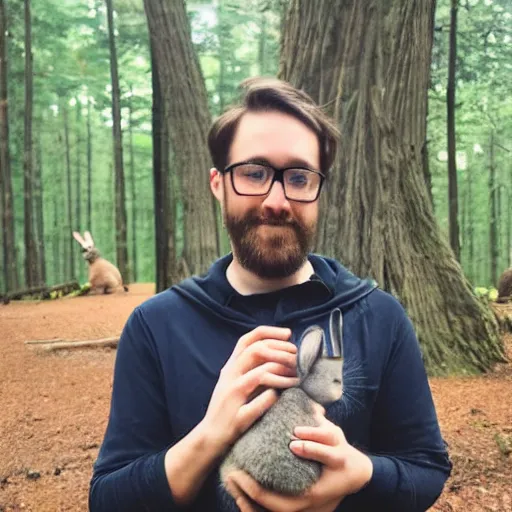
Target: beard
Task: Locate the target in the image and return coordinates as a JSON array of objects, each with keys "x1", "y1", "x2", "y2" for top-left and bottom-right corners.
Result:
[{"x1": 224, "y1": 205, "x2": 316, "y2": 279}]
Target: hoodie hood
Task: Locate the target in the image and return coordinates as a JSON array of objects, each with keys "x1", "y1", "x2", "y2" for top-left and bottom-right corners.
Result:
[{"x1": 173, "y1": 254, "x2": 378, "y2": 329}]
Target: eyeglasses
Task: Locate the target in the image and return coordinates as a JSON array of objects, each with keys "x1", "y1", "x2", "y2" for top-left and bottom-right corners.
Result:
[{"x1": 221, "y1": 161, "x2": 326, "y2": 203}]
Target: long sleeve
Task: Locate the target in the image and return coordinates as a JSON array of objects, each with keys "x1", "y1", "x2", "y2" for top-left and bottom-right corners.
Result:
[
  {"x1": 341, "y1": 302, "x2": 452, "y2": 511},
  {"x1": 89, "y1": 308, "x2": 179, "y2": 511}
]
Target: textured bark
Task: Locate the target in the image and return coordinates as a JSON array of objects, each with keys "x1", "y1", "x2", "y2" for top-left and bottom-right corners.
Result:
[
  {"x1": 151, "y1": 45, "x2": 172, "y2": 293},
  {"x1": 280, "y1": 0, "x2": 505, "y2": 374},
  {"x1": 0, "y1": 0, "x2": 18, "y2": 292},
  {"x1": 143, "y1": 0, "x2": 219, "y2": 276},
  {"x1": 128, "y1": 87, "x2": 137, "y2": 283},
  {"x1": 75, "y1": 103, "x2": 81, "y2": 233},
  {"x1": 489, "y1": 132, "x2": 498, "y2": 286},
  {"x1": 63, "y1": 103, "x2": 75, "y2": 280},
  {"x1": 86, "y1": 100, "x2": 92, "y2": 232},
  {"x1": 447, "y1": 0, "x2": 460, "y2": 261},
  {"x1": 23, "y1": 0, "x2": 39, "y2": 287},
  {"x1": 105, "y1": 0, "x2": 129, "y2": 283},
  {"x1": 34, "y1": 134, "x2": 45, "y2": 284}
]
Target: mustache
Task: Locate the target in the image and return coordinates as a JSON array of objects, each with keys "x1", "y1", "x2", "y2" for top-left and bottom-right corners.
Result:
[{"x1": 246, "y1": 212, "x2": 296, "y2": 227}]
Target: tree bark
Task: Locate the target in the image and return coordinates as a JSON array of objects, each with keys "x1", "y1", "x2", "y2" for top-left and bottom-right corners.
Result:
[
  {"x1": 447, "y1": 0, "x2": 460, "y2": 261},
  {"x1": 75, "y1": 102, "x2": 82, "y2": 233},
  {"x1": 0, "y1": 0, "x2": 18, "y2": 292},
  {"x1": 105, "y1": 0, "x2": 129, "y2": 283},
  {"x1": 23, "y1": 0, "x2": 39, "y2": 287},
  {"x1": 280, "y1": 0, "x2": 504, "y2": 374},
  {"x1": 466, "y1": 162, "x2": 474, "y2": 282},
  {"x1": 86, "y1": 99, "x2": 92, "y2": 232},
  {"x1": 151, "y1": 44, "x2": 180, "y2": 292},
  {"x1": 489, "y1": 131, "x2": 498, "y2": 287},
  {"x1": 143, "y1": 0, "x2": 219, "y2": 276},
  {"x1": 34, "y1": 132, "x2": 45, "y2": 284},
  {"x1": 63, "y1": 102, "x2": 74, "y2": 280},
  {"x1": 128, "y1": 86, "x2": 137, "y2": 283}
]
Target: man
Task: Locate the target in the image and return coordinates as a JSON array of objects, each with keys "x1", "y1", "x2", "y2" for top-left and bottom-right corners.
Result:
[{"x1": 89, "y1": 77, "x2": 451, "y2": 511}]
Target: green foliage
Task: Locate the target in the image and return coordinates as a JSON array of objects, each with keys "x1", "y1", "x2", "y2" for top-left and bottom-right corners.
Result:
[
  {"x1": 474, "y1": 286, "x2": 499, "y2": 301},
  {"x1": 7, "y1": 0, "x2": 509, "y2": 294},
  {"x1": 428, "y1": 0, "x2": 512, "y2": 287}
]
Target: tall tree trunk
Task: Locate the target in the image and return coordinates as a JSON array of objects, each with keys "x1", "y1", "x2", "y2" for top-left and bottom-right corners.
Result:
[
  {"x1": 0, "y1": 0, "x2": 18, "y2": 292},
  {"x1": 143, "y1": 0, "x2": 219, "y2": 276},
  {"x1": 105, "y1": 0, "x2": 129, "y2": 283},
  {"x1": 128, "y1": 86, "x2": 137, "y2": 282},
  {"x1": 151, "y1": 44, "x2": 174, "y2": 292},
  {"x1": 86, "y1": 99, "x2": 92, "y2": 232},
  {"x1": 75, "y1": 102, "x2": 81, "y2": 234},
  {"x1": 508, "y1": 166, "x2": 512, "y2": 268},
  {"x1": 489, "y1": 131, "x2": 498, "y2": 286},
  {"x1": 466, "y1": 163, "x2": 474, "y2": 282},
  {"x1": 23, "y1": 0, "x2": 38, "y2": 287},
  {"x1": 34, "y1": 132, "x2": 45, "y2": 284},
  {"x1": 258, "y1": 10, "x2": 267, "y2": 76},
  {"x1": 217, "y1": 0, "x2": 226, "y2": 113},
  {"x1": 280, "y1": 0, "x2": 504, "y2": 374},
  {"x1": 447, "y1": 0, "x2": 460, "y2": 260},
  {"x1": 63, "y1": 102, "x2": 75, "y2": 280}
]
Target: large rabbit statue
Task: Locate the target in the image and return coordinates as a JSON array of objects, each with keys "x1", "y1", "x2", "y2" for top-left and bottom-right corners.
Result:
[{"x1": 72, "y1": 231, "x2": 128, "y2": 294}]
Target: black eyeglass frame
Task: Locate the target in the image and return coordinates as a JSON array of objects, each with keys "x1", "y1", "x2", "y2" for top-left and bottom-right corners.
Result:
[{"x1": 221, "y1": 161, "x2": 326, "y2": 203}]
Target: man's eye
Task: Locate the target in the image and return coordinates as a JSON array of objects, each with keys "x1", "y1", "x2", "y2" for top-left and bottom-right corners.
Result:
[
  {"x1": 244, "y1": 171, "x2": 265, "y2": 180},
  {"x1": 287, "y1": 172, "x2": 308, "y2": 186}
]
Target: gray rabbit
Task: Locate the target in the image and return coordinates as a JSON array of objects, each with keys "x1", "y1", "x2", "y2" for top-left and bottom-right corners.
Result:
[{"x1": 219, "y1": 308, "x2": 344, "y2": 502}]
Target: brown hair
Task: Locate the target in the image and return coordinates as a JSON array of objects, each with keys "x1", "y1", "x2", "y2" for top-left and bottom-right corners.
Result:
[{"x1": 207, "y1": 77, "x2": 340, "y2": 174}]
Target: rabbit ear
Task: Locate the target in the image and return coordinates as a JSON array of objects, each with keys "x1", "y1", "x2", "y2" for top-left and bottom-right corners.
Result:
[
  {"x1": 325, "y1": 308, "x2": 343, "y2": 358},
  {"x1": 72, "y1": 231, "x2": 87, "y2": 248},
  {"x1": 84, "y1": 231, "x2": 94, "y2": 246},
  {"x1": 297, "y1": 326, "x2": 324, "y2": 378}
]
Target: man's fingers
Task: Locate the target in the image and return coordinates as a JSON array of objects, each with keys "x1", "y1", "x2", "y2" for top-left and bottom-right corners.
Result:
[
  {"x1": 236, "y1": 388, "x2": 279, "y2": 434},
  {"x1": 289, "y1": 439, "x2": 345, "y2": 467},
  {"x1": 225, "y1": 478, "x2": 259, "y2": 512},
  {"x1": 232, "y1": 326, "x2": 292, "y2": 358},
  {"x1": 293, "y1": 424, "x2": 340, "y2": 446},
  {"x1": 229, "y1": 471, "x2": 305, "y2": 512}
]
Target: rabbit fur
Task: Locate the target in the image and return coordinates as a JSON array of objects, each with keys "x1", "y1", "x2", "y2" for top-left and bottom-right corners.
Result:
[
  {"x1": 219, "y1": 308, "x2": 344, "y2": 502},
  {"x1": 72, "y1": 231, "x2": 128, "y2": 294}
]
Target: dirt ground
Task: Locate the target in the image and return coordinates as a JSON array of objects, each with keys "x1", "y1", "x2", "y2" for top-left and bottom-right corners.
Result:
[{"x1": 0, "y1": 284, "x2": 511, "y2": 512}]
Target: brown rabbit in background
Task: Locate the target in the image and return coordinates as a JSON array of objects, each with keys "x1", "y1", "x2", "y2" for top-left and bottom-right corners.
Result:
[{"x1": 72, "y1": 231, "x2": 128, "y2": 294}]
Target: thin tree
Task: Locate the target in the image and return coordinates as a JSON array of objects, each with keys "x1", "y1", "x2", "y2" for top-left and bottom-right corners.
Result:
[
  {"x1": 489, "y1": 131, "x2": 498, "y2": 286},
  {"x1": 105, "y1": 0, "x2": 129, "y2": 283},
  {"x1": 34, "y1": 131, "x2": 45, "y2": 283},
  {"x1": 143, "y1": 0, "x2": 219, "y2": 276},
  {"x1": 23, "y1": 0, "x2": 39, "y2": 287},
  {"x1": 447, "y1": 0, "x2": 460, "y2": 260},
  {"x1": 86, "y1": 98, "x2": 93, "y2": 232},
  {"x1": 280, "y1": 0, "x2": 504, "y2": 374},
  {"x1": 0, "y1": 0, "x2": 18, "y2": 292},
  {"x1": 151, "y1": 45, "x2": 172, "y2": 292},
  {"x1": 63, "y1": 102, "x2": 75, "y2": 280},
  {"x1": 128, "y1": 85, "x2": 137, "y2": 283}
]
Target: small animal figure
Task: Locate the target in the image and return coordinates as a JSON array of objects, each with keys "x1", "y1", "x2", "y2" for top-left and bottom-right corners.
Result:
[
  {"x1": 72, "y1": 231, "x2": 128, "y2": 294},
  {"x1": 220, "y1": 308, "x2": 344, "y2": 502},
  {"x1": 497, "y1": 267, "x2": 512, "y2": 303}
]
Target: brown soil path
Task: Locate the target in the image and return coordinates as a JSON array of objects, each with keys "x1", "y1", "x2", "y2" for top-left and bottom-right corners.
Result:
[{"x1": 0, "y1": 285, "x2": 510, "y2": 511}]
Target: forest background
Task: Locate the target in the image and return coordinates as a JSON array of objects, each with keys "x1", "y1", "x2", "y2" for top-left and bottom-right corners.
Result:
[{"x1": 0, "y1": 0, "x2": 511, "y2": 375}]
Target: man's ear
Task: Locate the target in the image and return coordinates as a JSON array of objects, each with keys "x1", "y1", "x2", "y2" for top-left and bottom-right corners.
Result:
[{"x1": 210, "y1": 168, "x2": 223, "y2": 201}]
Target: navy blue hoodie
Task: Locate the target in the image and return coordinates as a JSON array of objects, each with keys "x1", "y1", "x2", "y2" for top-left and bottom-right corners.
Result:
[{"x1": 89, "y1": 254, "x2": 451, "y2": 511}]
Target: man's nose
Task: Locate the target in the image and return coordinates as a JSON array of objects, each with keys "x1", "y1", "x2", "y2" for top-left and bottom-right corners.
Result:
[{"x1": 261, "y1": 181, "x2": 291, "y2": 214}]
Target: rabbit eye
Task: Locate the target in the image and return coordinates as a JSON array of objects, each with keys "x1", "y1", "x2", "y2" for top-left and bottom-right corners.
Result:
[{"x1": 333, "y1": 378, "x2": 342, "y2": 384}]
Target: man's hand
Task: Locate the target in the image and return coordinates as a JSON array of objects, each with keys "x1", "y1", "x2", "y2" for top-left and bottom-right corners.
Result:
[
  {"x1": 225, "y1": 415, "x2": 373, "y2": 512},
  {"x1": 201, "y1": 325, "x2": 299, "y2": 454}
]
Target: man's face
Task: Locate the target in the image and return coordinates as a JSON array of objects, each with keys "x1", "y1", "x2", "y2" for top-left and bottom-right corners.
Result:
[{"x1": 210, "y1": 110, "x2": 321, "y2": 279}]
